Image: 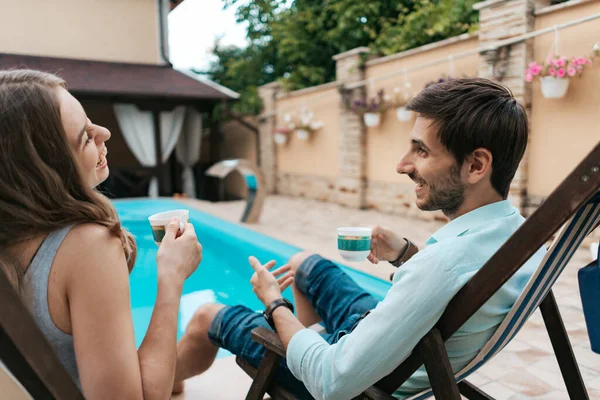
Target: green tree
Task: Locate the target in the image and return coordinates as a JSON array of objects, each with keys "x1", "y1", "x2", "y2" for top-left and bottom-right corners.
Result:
[
  {"x1": 201, "y1": 0, "x2": 481, "y2": 114},
  {"x1": 375, "y1": 0, "x2": 480, "y2": 55}
]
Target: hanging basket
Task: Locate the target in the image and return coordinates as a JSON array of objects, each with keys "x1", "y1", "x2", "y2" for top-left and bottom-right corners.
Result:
[
  {"x1": 363, "y1": 113, "x2": 381, "y2": 127},
  {"x1": 274, "y1": 132, "x2": 288, "y2": 145},
  {"x1": 296, "y1": 129, "x2": 310, "y2": 141},
  {"x1": 396, "y1": 107, "x2": 413, "y2": 122},
  {"x1": 540, "y1": 76, "x2": 570, "y2": 99}
]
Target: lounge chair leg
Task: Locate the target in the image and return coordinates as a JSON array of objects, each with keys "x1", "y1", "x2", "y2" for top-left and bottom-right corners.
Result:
[
  {"x1": 540, "y1": 290, "x2": 589, "y2": 400},
  {"x1": 420, "y1": 329, "x2": 461, "y2": 400},
  {"x1": 245, "y1": 349, "x2": 281, "y2": 400},
  {"x1": 458, "y1": 380, "x2": 495, "y2": 400}
]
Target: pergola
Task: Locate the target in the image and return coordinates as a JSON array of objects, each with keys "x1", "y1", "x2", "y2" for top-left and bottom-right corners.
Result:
[{"x1": 0, "y1": 52, "x2": 239, "y2": 199}]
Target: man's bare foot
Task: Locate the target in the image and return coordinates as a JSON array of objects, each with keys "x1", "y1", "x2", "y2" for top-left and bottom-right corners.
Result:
[{"x1": 172, "y1": 381, "x2": 184, "y2": 395}]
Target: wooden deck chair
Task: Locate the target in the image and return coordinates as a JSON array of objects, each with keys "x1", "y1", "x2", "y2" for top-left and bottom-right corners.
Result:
[
  {"x1": 237, "y1": 141, "x2": 600, "y2": 400},
  {"x1": 0, "y1": 259, "x2": 84, "y2": 398}
]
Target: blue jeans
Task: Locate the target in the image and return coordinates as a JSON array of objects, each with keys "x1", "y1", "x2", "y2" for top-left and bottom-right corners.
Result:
[{"x1": 208, "y1": 254, "x2": 379, "y2": 399}]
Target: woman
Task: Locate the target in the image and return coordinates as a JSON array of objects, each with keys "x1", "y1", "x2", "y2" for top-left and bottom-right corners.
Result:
[{"x1": 0, "y1": 69, "x2": 202, "y2": 399}]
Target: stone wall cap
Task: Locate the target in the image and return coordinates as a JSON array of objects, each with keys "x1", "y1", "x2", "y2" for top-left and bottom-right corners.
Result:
[
  {"x1": 332, "y1": 47, "x2": 370, "y2": 61},
  {"x1": 259, "y1": 81, "x2": 283, "y2": 90},
  {"x1": 366, "y1": 32, "x2": 478, "y2": 67},
  {"x1": 535, "y1": 0, "x2": 596, "y2": 16},
  {"x1": 473, "y1": 0, "x2": 508, "y2": 11},
  {"x1": 276, "y1": 81, "x2": 339, "y2": 99}
]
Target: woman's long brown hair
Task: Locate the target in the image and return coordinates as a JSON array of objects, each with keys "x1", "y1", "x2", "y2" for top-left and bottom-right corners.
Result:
[{"x1": 0, "y1": 69, "x2": 136, "y2": 288}]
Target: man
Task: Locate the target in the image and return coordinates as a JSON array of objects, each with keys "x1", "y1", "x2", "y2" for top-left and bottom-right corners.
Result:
[{"x1": 173, "y1": 78, "x2": 546, "y2": 399}]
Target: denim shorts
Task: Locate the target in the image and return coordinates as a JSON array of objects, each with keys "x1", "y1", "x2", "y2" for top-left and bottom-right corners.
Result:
[{"x1": 207, "y1": 254, "x2": 379, "y2": 399}]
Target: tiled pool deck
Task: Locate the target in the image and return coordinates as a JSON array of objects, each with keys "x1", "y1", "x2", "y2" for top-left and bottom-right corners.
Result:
[{"x1": 175, "y1": 195, "x2": 600, "y2": 400}]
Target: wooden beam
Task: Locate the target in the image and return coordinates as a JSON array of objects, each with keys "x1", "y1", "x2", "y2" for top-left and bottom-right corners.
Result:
[{"x1": 540, "y1": 291, "x2": 589, "y2": 399}]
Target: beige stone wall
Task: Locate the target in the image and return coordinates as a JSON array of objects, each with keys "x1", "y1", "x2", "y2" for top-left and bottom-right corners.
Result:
[
  {"x1": 528, "y1": 0, "x2": 600, "y2": 198},
  {"x1": 0, "y1": 0, "x2": 161, "y2": 64},
  {"x1": 275, "y1": 86, "x2": 340, "y2": 200},
  {"x1": 278, "y1": 173, "x2": 337, "y2": 202}
]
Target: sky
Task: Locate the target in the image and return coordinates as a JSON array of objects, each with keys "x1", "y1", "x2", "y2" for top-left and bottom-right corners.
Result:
[{"x1": 168, "y1": 0, "x2": 248, "y2": 72}]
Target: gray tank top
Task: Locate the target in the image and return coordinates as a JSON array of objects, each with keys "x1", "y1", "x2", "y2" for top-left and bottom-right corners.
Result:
[{"x1": 21, "y1": 225, "x2": 80, "y2": 388}]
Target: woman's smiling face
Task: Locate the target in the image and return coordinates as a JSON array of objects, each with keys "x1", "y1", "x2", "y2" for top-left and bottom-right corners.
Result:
[{"x1": 57, "y1": 87, "x2": 111, "y2": 188}]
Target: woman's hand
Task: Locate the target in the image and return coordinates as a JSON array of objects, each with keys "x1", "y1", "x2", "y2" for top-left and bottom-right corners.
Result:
[
  {"x1": 249, "y1": 256, "x2": 294, "y2": 306},
  {"x1": 368, "y1": 225, "x2": 407, "y2": 264},
  {"x1": 156, "y1": 218, "x2": 203, "y2": 283}
]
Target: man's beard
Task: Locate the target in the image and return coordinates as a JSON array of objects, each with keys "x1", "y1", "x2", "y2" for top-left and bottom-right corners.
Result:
[{"x1": 415, "y1": 164, "x2": 466, "y2": 217}]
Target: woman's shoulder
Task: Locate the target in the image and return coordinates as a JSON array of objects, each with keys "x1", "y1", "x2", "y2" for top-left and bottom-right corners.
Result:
[
  {"x1": 66, "y1": 223, "x2": 122, "y2": 248},
  {"x1": 59, "y1": 223, "x2": 126, "y2": 269}
]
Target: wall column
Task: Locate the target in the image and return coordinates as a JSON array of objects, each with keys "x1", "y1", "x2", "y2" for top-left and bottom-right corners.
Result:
[
  {"x1": 333, "y1": 47, "x2": 370, "y2": 209},
  {"x1": 476, "y1": 0, "x2": 550, "y2": 214},
  {"x1": 257, "y1": 82, "x2": 281, "y2": 194}
]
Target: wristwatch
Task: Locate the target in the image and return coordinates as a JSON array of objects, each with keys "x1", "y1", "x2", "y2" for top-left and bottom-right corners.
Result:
[
  {"x1": 390, "y1": 238, "x2": 419, "y2": 267},
  {"x1": 263, "y1": 298, "x2": 295, "y2": 331}
]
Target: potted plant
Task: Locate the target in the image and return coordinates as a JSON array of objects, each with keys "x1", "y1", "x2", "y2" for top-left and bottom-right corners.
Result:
[
  {"x1": 273, "y1": 127, "x2": 291, "y2": 145},
  {"x1": 525, "y1": 54, "x2": 592, "y2": 99},
  {"x1": 294, "y1": 109, "x2": 323, "y2": 141},
  {"x1": 393, "y1": 87, "x2": 413, "y2": 122},
  {"x1": 351, "y1": 89, "x2": 389, "y2": 128}
]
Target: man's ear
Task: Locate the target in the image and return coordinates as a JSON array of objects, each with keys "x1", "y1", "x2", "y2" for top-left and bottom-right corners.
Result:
[{"x1": 466, "y1": 148, "x2": 493, "y2": 184}]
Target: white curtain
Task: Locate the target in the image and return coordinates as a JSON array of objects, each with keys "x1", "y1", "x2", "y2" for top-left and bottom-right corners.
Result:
[
  {"x1": 114, "y1": 104, "x2": 186, "y2": 197},
  {"x1": 176, "y1": 108, "x2": 203, "y2": 198}
]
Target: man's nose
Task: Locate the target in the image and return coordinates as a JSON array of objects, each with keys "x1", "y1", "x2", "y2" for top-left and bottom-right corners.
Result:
[{"x1": 396, "y1": 153, "x2": 414, "y2": 175}]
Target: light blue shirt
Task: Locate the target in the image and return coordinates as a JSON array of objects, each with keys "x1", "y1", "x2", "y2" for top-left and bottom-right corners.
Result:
[{"x1": 287, "y1": 200, "x2": 546, "y2": 399}]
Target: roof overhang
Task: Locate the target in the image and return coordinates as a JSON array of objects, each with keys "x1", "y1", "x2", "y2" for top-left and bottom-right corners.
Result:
[{"x1": 0, "y1": 53, "x2": 238, "y2": 103}]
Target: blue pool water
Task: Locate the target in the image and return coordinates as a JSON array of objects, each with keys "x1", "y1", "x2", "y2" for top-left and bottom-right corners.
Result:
[{"x1": 114, "y1": 199, "x2": 392, "y2": 357}]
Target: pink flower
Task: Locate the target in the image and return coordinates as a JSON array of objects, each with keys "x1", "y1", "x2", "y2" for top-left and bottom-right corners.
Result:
[
  {"x1": 530, "y1": 65, "x2": 542, "y2": 75},
  {"x1": 555, "y1": 57, "x2": 567, "y2": 67},
  {"x1": 567, "y1": 67, "x2": 577, "y2": 77},
  {"x1": 525, "y1": 72, "x2": 533, "y2": 82},
  {"x1": 549, "y1": 67, "x2": 557, "y2": 77},
  {"x1": 577, "y1": 57, "x2": 591, "y2": 65},
  {"x1": 557, "y1": 67, "x2": 566, "y2": 78}
]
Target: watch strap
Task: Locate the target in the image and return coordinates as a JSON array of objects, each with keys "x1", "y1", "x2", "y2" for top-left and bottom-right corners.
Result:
[
  {"x1": 263, "y1": 298, "x2": 294, "y2": 330},
  {"x1": 390, "y1": 238, "x2": 419, "y2": 267}
]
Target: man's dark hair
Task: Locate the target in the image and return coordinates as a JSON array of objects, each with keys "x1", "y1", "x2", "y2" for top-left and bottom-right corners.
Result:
[{"x1": 406, "y1": 77, "x2": 528, "y2": 198}]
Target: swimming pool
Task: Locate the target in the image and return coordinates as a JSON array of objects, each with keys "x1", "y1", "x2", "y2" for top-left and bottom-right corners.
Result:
[{"x1": 114, "y1": 198, "x2": 392, "y2": 357}]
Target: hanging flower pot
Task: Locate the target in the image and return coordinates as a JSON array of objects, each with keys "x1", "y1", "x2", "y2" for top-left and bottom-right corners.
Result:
[
  {"x1": 540, "y1": 76, "x2": 570, "y2": 99},
  {"x1": 393, "y1": 85, "x2": 413, "y2": 122},
  {"x1": 273, "y1": 127, "x2": 290, "y2": 145},
  {"x1": 363, "y1": 112, "x2": 381, "y2": 127},
  {"x1": 525, "y1": 55, "x2": 591, "y2": 99},
  {"x1": 274, "y1": 132, "x2": 288, "y2": 145},
  {"x1": 296, "y1": 129, "x2": 310, "y2": 141},
  {"x1": 351, "y1": 89, "x2": 389, "y2": 129},
  {"x1": 396, "y1": 106, "x2": 413, "y2": 122}
]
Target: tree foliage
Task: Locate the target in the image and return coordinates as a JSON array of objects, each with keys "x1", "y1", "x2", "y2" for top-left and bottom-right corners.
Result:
[{"x1": 200, "y1": 0, "x2": 481, "y2": 114}]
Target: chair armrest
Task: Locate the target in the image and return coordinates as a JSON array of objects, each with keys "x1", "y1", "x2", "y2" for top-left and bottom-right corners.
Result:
[{"x1": 251, "y1": 327, "x2": 286, "y2": 357}]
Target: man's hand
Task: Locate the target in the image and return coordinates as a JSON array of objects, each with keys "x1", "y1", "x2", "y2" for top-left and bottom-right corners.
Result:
[
  {"x1": 249, "y1": 256, "x2": 295, "y2": 306},
  {"x1": 368, "y1": 225, "x2": 407, "y2": 264}
]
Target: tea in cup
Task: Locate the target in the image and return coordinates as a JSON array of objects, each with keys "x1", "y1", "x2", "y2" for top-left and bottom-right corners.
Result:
[
  {"x1": 148, "y1": 209, "x2": 190, "y2": 245},
  {"x1": 337, "y1": 227, "x2": 372, "y2": 262}
]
